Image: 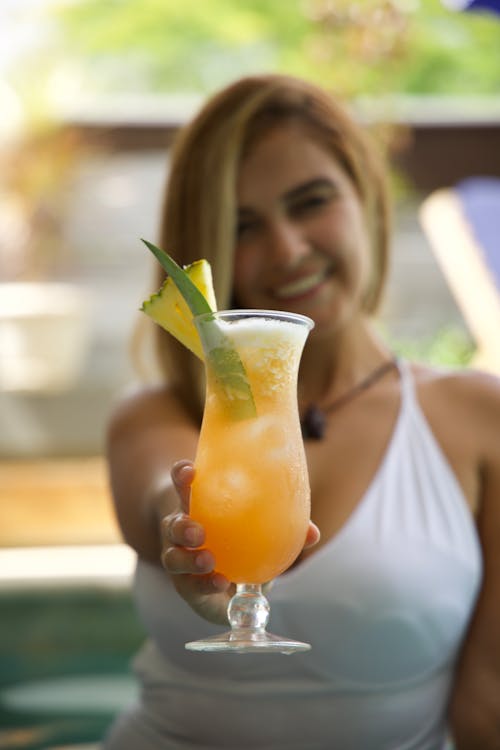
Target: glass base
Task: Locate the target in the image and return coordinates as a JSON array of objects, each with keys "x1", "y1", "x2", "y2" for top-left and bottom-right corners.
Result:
[
  {"x1": 185, "y1": 583, "x2": 311, "y2": 654},
  {"x1": 185, "y1": 628, "x2": 311, "y2": 654}
]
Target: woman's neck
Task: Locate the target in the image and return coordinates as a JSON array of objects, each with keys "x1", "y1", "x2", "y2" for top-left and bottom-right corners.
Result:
[{"x1": 298, "y1": 316, "x2": 392, "y2": 409}]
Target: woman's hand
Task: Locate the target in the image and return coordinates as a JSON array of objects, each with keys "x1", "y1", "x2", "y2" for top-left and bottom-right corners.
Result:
[
  {"x1": 160, "y1": 460, "x2": 233, "y2": 625},
  {"x1": 161, "y1": 459, "x2": 320, "y2": 625}
]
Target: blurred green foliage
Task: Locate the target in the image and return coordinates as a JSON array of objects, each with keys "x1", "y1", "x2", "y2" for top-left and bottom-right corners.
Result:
[
  {"x1": 388, "y1": 325, "x2": 475, "y2": 367},
  {"x1": 19, "y1": 0, "x2": 500, "y2": 100}
]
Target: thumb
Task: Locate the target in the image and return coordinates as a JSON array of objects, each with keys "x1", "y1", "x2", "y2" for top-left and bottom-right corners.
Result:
[{"x1": 171, "y1": 460, "x2": 195, "y2": 514}]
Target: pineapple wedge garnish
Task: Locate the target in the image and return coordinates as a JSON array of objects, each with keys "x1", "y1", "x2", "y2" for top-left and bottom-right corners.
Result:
[
  {"x1": 141, "y1": 258, "x2": 216, "y2": 360},
  {"x1": 140, "y1": 240, "x2": 256, "y2": 419}
]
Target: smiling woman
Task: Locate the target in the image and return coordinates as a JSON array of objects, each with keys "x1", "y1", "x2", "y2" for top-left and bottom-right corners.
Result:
[
  {"x1": 233, "y1": 127, "x2": 372, "y2": 331},
  {"x1": 104, "y1": 75, "x2": 500, "y2": 750}
]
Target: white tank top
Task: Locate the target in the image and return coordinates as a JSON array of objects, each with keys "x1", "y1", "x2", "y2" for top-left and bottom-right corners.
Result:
[{"x1": 106, "y1": 361, "x2": 482, "y2": 750}]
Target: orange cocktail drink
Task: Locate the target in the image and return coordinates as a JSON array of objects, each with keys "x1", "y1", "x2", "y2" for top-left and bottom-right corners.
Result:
[
  {"x1": 139, "y1": 242, "x2": 313, "y2": 651},
  {"x1": 190, "y1": 310, "x2": 313, "y2": 585}
]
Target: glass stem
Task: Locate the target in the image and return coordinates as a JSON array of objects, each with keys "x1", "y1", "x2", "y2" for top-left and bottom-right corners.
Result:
[{"x1": 227, "y1": 583, "x2": 270, "y2": 633}]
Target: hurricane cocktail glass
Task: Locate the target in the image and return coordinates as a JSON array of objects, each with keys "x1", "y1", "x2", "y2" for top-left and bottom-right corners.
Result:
[{"x1": 185, "y1": 309, "x2": 313, "y2": 654}]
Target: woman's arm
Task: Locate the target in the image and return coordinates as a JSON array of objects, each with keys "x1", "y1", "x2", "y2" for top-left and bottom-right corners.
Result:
[
  {"x1": 107, "y1": 384, "x2": 319, "y2": 625},
  {"x1": 106, "y1": 386, "x2": 235, "y2": 624},
  {"x1": 449, "y1": 373, "x2": 500, "y2": 749},
  {"x1": 106, "y1": 385, "x2": 199, "y2": 562}
]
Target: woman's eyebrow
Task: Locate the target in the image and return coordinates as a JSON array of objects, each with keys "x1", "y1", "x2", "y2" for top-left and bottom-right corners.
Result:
[
  {"x1": 283, "y1": 178, "x2": 336, "y2": 203},
  {"x1": 236, "y1": 206, "x2": 257, "y2": 219},
  {"x1": 237, "y1": 177, "x2": 336, "y2": 216}
]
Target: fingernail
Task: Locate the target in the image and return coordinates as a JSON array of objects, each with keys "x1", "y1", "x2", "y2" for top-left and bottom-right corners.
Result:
[
  {"x1": 195, "y1": 551, "x2": 212, "y2": 570},
  {"x1": 176, "y1": 463, "x2": 193, "y2": 483},
  {"x1": 212, "y1": 573, "x2": 229, "y2": 591},
  {"x1": 184, "y1": 526, "x2": 199, "y2": 546}
]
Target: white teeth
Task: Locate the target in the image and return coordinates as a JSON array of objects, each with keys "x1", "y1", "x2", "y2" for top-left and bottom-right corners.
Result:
[{"x1": 275, "y1": 271, "x2": 325, "y2": 299}]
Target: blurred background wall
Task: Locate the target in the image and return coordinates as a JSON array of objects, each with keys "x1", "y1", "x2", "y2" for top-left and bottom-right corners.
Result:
[{"x1": 3, "y1": 0, "x2": 500, "y2": 459}]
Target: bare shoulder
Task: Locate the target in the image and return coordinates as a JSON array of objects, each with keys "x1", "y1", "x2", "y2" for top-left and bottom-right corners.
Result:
[
  {"x1": 411, "y1": 361, "x2": 500, "y2": 436},
  {"x1": 107, "y1": 383, "x2": 196, "y2": 440},
  {"x1": 109, "y1": 382, "x2": 183, "y2": 420},
  {"x1": 106, "y1": 383, "x2": 200, "y2": 561},
  {"x1": 411, "y1": 359, "x2": 500, "y2": 394}
]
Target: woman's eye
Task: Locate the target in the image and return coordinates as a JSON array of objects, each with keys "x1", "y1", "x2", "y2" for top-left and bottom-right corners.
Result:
[
  {"x1": 291, "y1": 193, "x2": 329, "y2": 215},
  {"x1": 236, "y1": 219, "x2": 259, "y2": 239}
]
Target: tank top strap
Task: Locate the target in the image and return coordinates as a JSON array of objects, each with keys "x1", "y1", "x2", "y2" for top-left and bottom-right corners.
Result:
[{"x1": 395, "y1": 357, "x2": 418, "y2": 412}]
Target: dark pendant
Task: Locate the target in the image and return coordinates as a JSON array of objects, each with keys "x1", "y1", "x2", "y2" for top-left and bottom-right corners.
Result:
[
  {"x1": 301, "y1": 404, "x2": 326, "y2": 440},
  {"x1": 300, "y1": 357, "x2": 398, "y2": 441}
]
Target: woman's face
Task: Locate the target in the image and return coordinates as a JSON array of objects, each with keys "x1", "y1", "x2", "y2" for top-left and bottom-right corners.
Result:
[{"x1": 233, "y1": 124, "x2": 373, "y2": 335}]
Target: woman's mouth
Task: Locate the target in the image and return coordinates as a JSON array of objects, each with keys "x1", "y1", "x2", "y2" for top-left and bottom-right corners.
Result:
[{"x1": 274, "y1": 269, "x2": 330, "y2": 302}]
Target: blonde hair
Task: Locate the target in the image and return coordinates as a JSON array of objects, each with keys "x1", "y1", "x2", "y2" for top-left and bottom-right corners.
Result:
[{"x1": 140, "y1": 74, "x2": 391, "y2": 420}]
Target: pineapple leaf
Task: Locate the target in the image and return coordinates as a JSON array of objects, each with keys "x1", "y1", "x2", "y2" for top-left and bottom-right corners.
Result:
[{"x1": 141, "y1": 239, "x2": 256, "y2": 420}]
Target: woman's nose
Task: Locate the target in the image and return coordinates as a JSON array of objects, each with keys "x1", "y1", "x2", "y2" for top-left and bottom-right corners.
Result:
[{"x1": 268, "y1": 220, "x2": 309, "y2": 268}]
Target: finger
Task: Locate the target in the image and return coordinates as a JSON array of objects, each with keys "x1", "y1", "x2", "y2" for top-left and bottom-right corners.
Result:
[
  {"x1": 171, "y1": 460, "x2": 195, "y2": 513},
  {"x1": 162, "y1": 546, "x2": 215, "y2": 575},
  {"x1": 304, "y1": 521, "x2": 320, "y2": 549},
  {"x1": 162, "y1": 513, "x2": 205, "y2": 548},
  {"x1": 174, "y1": 572, "x2": 231, "y2": 600}
]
